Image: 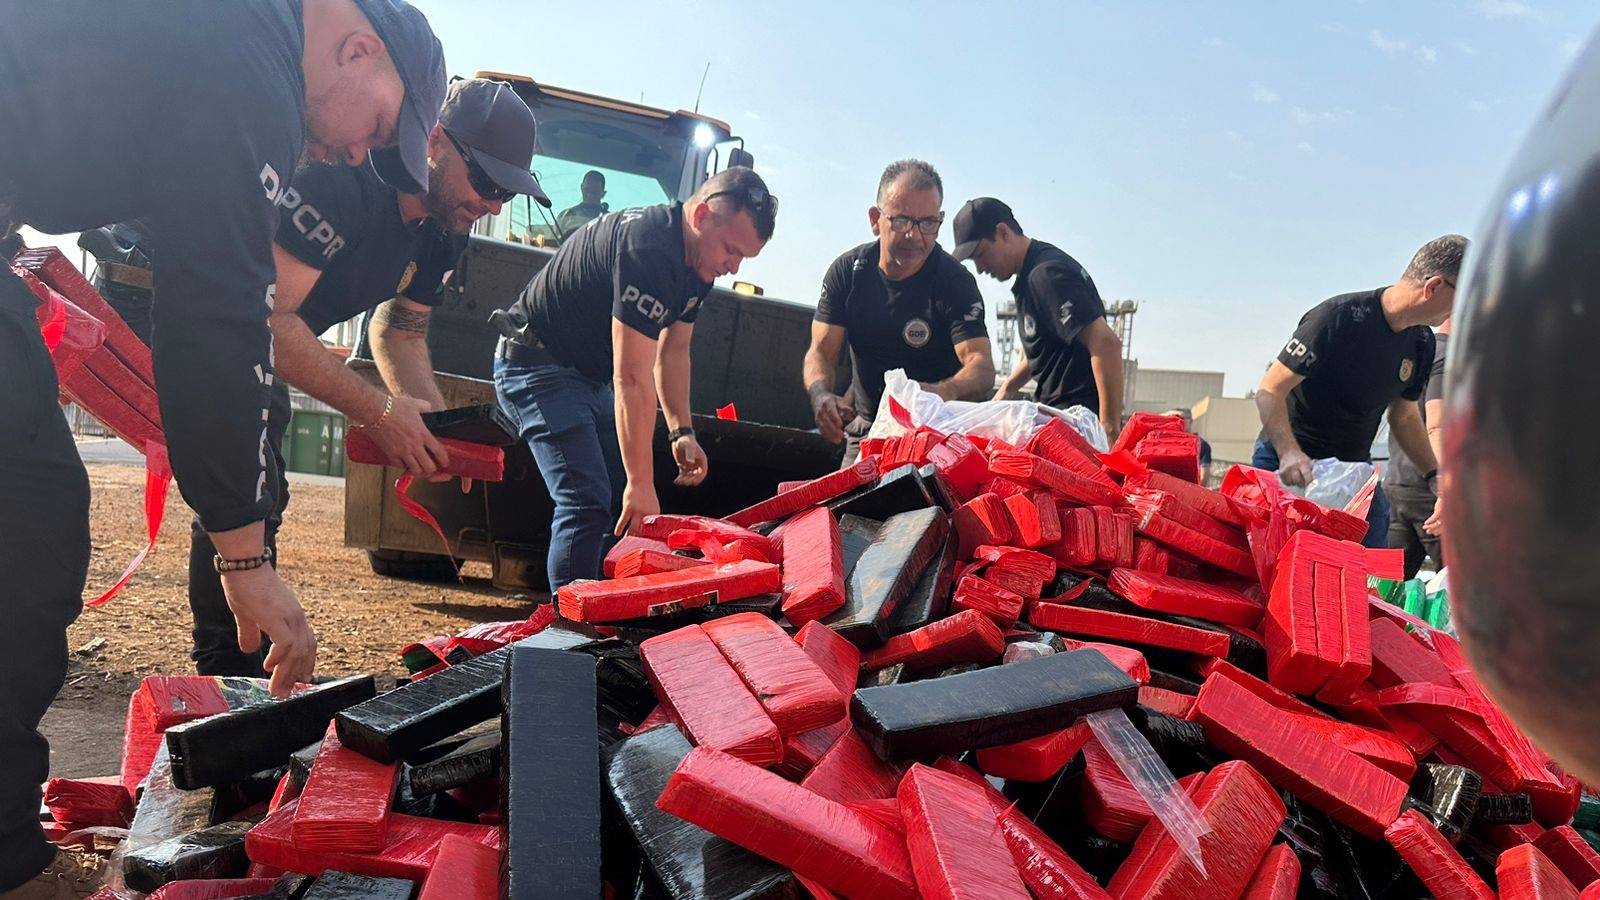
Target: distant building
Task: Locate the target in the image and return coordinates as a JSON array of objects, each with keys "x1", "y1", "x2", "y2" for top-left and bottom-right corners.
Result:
[
  {"x1": 1190, "y1": 396, "x2": 1260, "y2": 467},
  {"x1": 1125, "y1": 364, "x2": 1226, "y2": 416}
]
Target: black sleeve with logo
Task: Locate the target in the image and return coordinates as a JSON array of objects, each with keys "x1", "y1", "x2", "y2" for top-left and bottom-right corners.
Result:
[
  {"x1": 273, "y1": 163, "x2": 369, "y2": 272},
  {"x1": 612, "y1": 248, "x2": 690, "y2": 338},
  {"x1": 1029, "y1": 261, "x2": 1105, "y2": 345},
  {"x1": 936, "y1": 256, "x2": 989, "y2": 345},
  {"x1": 1401, "y1": 330, "x2": 1436, "y2": 402},
  {"x1": 1276, "y1": 298, "x2": 1344, "y2": 378}
]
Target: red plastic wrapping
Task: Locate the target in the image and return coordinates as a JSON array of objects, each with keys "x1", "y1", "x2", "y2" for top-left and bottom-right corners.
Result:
[
  {"x1": 780, "y1": 507, "x2": 847, "y2": 625},
  {"x1": 796, "y1": 620, "x2": 861, "y2": 695},
  {"x1": 640, "y1": 625, "x2": 783, "y2": 766},
  {"x1": 614, "y1": 548, "x2": 709, "y2": 578},
  {"x1": 1129, "y1": 506, "x2": 1257, "y2": 579},
  {"x1": 345, "y1": 427, "x2": 504, "y2": 482},
  {"x1": 997, "y1": 800, "x2": 1113, "y2": 900},
  {"x1": 640, "y1": 514, "x2": 779, "y2": 560},
  {"x1": 951, "y1": 575, "x2": 1026, "y2": 628},
  {"x1": 1500, "y1": 843, "x2": 1582, "y2": 900},
  {"x1": 1262, "y1": 529, "x2": 1370, "y2": 698},
  {"x1": 1192, "y1": 672, "x2": 1406, "y2": 838},
  {"x1": 1126, "y1": 468, "x2": 1246, "y2": 527},
  {"x1": 975, "y1": 546, "x2": 1055, "y2": 598},
  {"x1": 990, "y1": 450, "x2": 1124, "y2": 508},
  {"x1": 976, "y1": 721, "x2": 1091, "y2": 782},
  {"x1": 1111, "y1": 412, "x2": 1184, "y2": 454},
  {"x1": 1002, "y1": 491, "x2": 1062, "y2": 548},
  {"x1": 954, "y1": 493, "x2": 1014, "y2": 558},
  {"x1": 1368, "y1": 616, "x2": 1458, "y2": 688},
  {"x1": 1048, "y1": 507, "x2": 1099, "y2": 567},
  {"x1": 898, "y1": 763, "x2": 1031, "y2": 900},
  {"x1": 1108, "y1": 760, "x2": 1284, "y2": 900},
  {"x1": 928, "y1": 434, "x2": 992, "y2": 501},
  {"x1": 1061, "y1": 640, "x2": 1151, "y2": 684},
  {"x1": 1108, "y1": 568, "x2": 1264, "y2": 629},
  {"x1": 1536, "y1": 827, "x2": 1600, "y2": 889},
  {"x1": 987, "y1": 476, "x2": 1031, "y2": 499},
  {"x1": 861, "y1": 608, "x2": 1005, "y2": 672},
  {"x1": 1121, "y1": 488, "x2": 1249, "y2": 554},
  {"x1": 603, "y1": 535, "x2": 673, "y2": 577},
  {"x1": 1240, "y1": 844, "x2": 1301, "y2": 900},
  {"x1": 557, "y1": 559, "x2": 780, "y2": 622},
  {"x1": 781, "y1": 721, "x2": 848, "y2": 780},
  {"x1": 657, "y1": 747, "x2": 919, "y2": 900},
  {"x1": 1384, "y1": 807, "x2": 1497, "y2": 900},
  {"x1": 417, "y1": 833, "x2": 500, "y2": 900},
  {"x1": 1091, "y1": 508, "x2": 1135, "y2": 569},
  {"x1": 1131, "y1": 539, "x2": 1172, "y2": 576},
  {"x1": 800, "y1": 728, "x2": 904, "y2": 804},
  {"x1": 246, "y1": 798, "x2": 500, "y2": 880},
  {"x1": 726, "y1": 458, "x2": 880, "y2": 527},
  {"x1": 293, "y1": 721, "x2": 399, "y2": 852},
  {"x1": 446, "y1": 607, "x2": 554, "y2": 656},
  {"x1": 1031, "y1": 602, "x2": 1230, "y2": 658},
  {"x1": 145, "y1": 880, "x2": 281, "y2": 900},
  {"x1": 1138, "y1": 687, "x2": 1195, "y2": 719},
  {"x1": 703, "y1": 612, "x2": 846, "y2": 735},
  {"x1": 1133, "y1": 430, "x2": 1201, "y2": 484},
  {"x1": 1025, "y1": 418, "x2": 1119, "y2": 489},
  {"x1": 1083, "y1": 738, "x2": 1161, "y2": 842},
  {"x1": 41, "y1": 776, "x2": 133, "y2": 828}
]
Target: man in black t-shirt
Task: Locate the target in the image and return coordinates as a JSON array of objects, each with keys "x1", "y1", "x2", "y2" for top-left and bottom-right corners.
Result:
[
  {"x1": 0, "y1": 1, "x2": 444, "y2": 890},
  {"x1": 802, "y1": 160, "x2": 993, "y2": 459},
  {"x1": 1253, "y1": 235, "x2": 1464, "y2": 547},
  {"x1": 948, "y1": 197, "x2": 1125, "y2": 441},
  {"x1": 492, "y1": 167, "x2": 776, "y2": 590},
  {"x1": 185, "y1": 77, "x2": 546, "y2": 677},
  {"x1": 1384, "y1": 319, "x2": 1450, "y2": 578}
]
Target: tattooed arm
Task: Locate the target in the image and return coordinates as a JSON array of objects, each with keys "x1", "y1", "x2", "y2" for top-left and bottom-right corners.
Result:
[{"x1": 369, "y1": 296, "x2": 447, "y2": 410}]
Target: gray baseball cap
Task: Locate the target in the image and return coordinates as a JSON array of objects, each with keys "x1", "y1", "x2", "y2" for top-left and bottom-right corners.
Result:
[
  {"x1": 352, "y1": 0, "x2": 447, "y2": 192},
  {"x1": 439, "y1": 78, "x2": 551, "y2": 207}
]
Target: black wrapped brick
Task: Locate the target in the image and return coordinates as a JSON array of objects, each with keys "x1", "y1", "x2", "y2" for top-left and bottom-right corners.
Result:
[
  {"x1": 122, "y1": 820, "x2": 252, "y2": 893},
  {"x1": 824, "y1": 506, "x2": 950, "y2": 647},
  {"x1": 829, "y1": 463, "x2": 935, "y2": 521}
]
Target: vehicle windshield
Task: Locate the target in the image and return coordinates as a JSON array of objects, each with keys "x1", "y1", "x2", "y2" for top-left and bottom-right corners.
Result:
[{"x1": 507, "y1": 111, "x2": 685, "y2": 245}]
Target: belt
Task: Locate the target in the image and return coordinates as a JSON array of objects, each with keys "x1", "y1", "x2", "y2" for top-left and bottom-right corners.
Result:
[
  {"x1": 98, "y1": 261, "x2": 153, "y2": 291},
  {"x1": 495, "y1": 335, "x2": 563, "y2": 368}
]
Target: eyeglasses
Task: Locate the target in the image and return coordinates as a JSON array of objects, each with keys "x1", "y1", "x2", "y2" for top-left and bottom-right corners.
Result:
[
  {"x1": 706, "y1": 185, "x2": 778, "y2": 219},
  {"x1": 444, "y1": 130, "x2": 516, "y2": 203},
  {"x1": 884, "y1": 213, "x2": 944, "y2": 236}
]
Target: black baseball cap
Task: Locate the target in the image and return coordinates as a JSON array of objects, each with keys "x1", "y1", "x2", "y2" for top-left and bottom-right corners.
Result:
[
  {"x1": 353, "y1": 0, "x2": 447, "y2": 192},
  {"x1": 950, "y1": 197, "x2": 1017, "y2": 262},
  {"x1": 439, "y1": 78, "x2": 551, "y2": 207}
]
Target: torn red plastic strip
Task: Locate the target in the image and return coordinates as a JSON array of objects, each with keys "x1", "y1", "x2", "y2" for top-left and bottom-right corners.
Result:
[
  {"x1": 87, "y1": 440, "x2": 172, "y2": 607},
  {"x1": 716, "y1": 403, "x2": 738, "y2": 420},
  {"x1": 393, "y1": 474, "x2": 461, "y2": 578},
  {"x1": 345, "y1": 428, "x2": 505, "y2": 482}
]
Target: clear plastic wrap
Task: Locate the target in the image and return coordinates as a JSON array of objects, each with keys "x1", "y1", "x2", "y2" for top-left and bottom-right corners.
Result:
[
  {"x1": 867, "y1": 368, "x2": 1107, "y2": 450},
  {"x1": 1085, "y1": 708, "x2": 1211, "y2": 873},
  {"x1": 1288, "y1": 458, "x2": 1377, "y2": 511}
]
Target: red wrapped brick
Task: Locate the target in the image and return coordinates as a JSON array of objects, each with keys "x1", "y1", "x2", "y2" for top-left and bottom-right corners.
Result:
[
  {"x1": 1192, "y1": 672, "x2": 1406, "y2": 838},
  {"x1": 928, "y1": 434, "x2": 991, "y2": 501},
  {"x1": 1002, "y1": 491, "x2": 1062, "y2": 548},
  {"x1": 1092, "y1": 508, "x2": 1135, "y2": 569},
  {"x1": 781, "y1": 507, "x2": 848, "y2": 625},
  {"x1": 954, "y1": 493, "x2": 1014, "y2": 558},
  {"x1": 1025, "y1": 418, "x2": 1118, "y2": 489},
  {"x1": 1384, "y1": 808, "x2": 1496, "y2": 900},
  {"x1": 782, "y1": 622, "x2": 863, "y2": 777},
  {"x1": 1500, "y1": 843, "x2": 1582, "y2": 900},
  {"x1": 346, "y1": 428, "x2": 504, "y2": 482},
  {"x1": 986, "y1": 476, "x2": 1031, "y2": 499},
  {"x1": 861, "y1": 608, "x2": 1005, "y2": 672},
  {"x1": 1109, "y1": 568, "x2": 1264, "y2": 629},
  {"x1": 1047, "y1": 506, "x2": 1099, "y2": 568},
  {"x1": 1368, "y1": 617, "x2": 1458, "y2": 688},
  {"x1": 1126, "y1": 468, "x2": 1246, "y2": 528},
  {"x1": 976, "y1": 721, "x2": 1091, "y2": 782},
  {"x1": 1129, "y1": 506, "x2": 1257, "y2": 579},
  {"x1": 1111, "y1": 412, "x2": 1185, "y2": 454},
  {"x1": 658, "y1": 747, "x2": 920, "y2": 900},
  {"x1": 1284, "y1": 709, "x2": 1415, "y2": 780},
  {"x1": 990, "y1": 450, "x2": 1124, "y2": 508},
  {"x1": 246, "y1": 799, "x2": 500, "y2": 880},
  {"x1": 41, "y1": 776, "x2": 132, "y2": 829},
  {"x1": 726, "y1": 458, "x2": 880, "y2": 527},
  {"x1": 703, "y1": 613, "x2": 846, "y2": 736},
  {"x1": 293, "y1": 721, "x2": 400, "y2": 852},
  {"x1": 602, "y1": 535, "x2": 671, "y2": 577},
  {"x1": 801, "y1": 728, "x2": 904, "y2": 804},
  {"x1": 557, "y1": 559, "x2": 780, "y2": 622},
  {"x1": 1122, "y1": 488, "x2": 1249, "y2": 554},
  {"x1": 1107, "y1": 760, "x2": 1285, "y2": 900},
  {"x1": 417, "y1": 834, "x2": 499, "y2": 900},
  {"x1": 1240, "y1": 844, "x2": 1301, "y2": 900},
  {"x1": 639, "y1": 514, "x2": 779, "y2": 560},
  {"x1": 1031, "y1": 603, "x2": 1230, "y2": 658},
  {"x1": 1083, "y1": 738, "x2": 1160, "y2": 842},
  {"x1": 639, "y1": 625, "x2": 783, "y2": 766},
  {"x1": 951, "y1": 575, "x2": 1026, "y2": 628},
  {"x1": 1131, "y1": 539, "x2": 1172, "y2": 576},
  {"x1": 1134, "y1": 430, "x2": 1202, "y2": 484},
  {"x1": 1061, "y1": 640, "x2": 1151, "y2": 684},
  {"x1": 1537, "y1": 827, "x2": 1600, "y2": 889},
  {"x1": 1262, "y1": 529, "x2": 1370, "y2": 697},
  {"x1": 613, "y1": 547, "x2": 709, "y2": 579},
  {"x1": 997, "y1": 800, "x2": 1113, "y2": 900},
  {"x1": 898, "y1": 763, "x2": 1031, "y2": 900},
  {"x1": 1138, "y1": 686, "x2": 1195, "y2": 719}
]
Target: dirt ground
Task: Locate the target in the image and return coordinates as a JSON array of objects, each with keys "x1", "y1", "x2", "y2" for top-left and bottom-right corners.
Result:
[{"x1": 36, "y1": 459, "x2": 542, "y2": 894}]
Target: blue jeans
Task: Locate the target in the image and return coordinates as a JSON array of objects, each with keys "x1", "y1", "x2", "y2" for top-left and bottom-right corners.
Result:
[
  {"x1": 495, "y1": 358, "x2": 627, "y2": 591},
  {"x1": 1251, "y1": 438, "x2": 1391, "y2": 549}
]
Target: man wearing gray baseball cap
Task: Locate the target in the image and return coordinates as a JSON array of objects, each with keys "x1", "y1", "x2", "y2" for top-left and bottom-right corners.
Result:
[
  {"x1": 181, "y1": 77, "x2": 549, "y2": 679},
  {"x1": 0, "y1": 1, "x2": 444, "y2": 892}
]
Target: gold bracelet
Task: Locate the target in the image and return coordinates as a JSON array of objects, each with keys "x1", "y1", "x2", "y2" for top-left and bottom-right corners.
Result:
[{"x1": 363, "y1": 395, "x2": 395, "y2": 430}]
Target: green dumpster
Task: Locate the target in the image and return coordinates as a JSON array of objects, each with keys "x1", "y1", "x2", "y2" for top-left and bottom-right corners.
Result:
[{"x1": 284, "y1": 410, "x2": 347, "y2": 476}]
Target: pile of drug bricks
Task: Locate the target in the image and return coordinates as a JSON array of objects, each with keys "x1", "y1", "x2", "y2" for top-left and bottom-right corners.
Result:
[{"x1": 52, "y1": 411, "x2": 1600, "y2": 899}]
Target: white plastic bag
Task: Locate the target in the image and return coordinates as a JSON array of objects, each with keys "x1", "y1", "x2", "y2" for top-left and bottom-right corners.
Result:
[
  {"x1": 1287, "y1": 458, "x2": 1376, "y2": 510},
  {"x1": 865, "y1": 369, "x2": 1109, "y2": 451}
]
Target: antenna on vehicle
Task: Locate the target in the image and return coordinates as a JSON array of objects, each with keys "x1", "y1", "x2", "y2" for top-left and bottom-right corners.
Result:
[{"x1": 694, "y1": 61, "x2": 711, "y2": 113}]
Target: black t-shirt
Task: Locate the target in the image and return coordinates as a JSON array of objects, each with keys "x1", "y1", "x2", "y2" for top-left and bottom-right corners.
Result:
[
  {"x1": 0, "y1": 0, "x2": 307, "y2": 533},
  {"x1": 499, "y1": 204, "x2": 710, "y2": 382},
  {"x1": 275, "y1": 162, "x2": 464, "y2": 335},
  {"x1": 1385, "y1": 332, "x2": 1448, "y2": 490},
  {"x1": 1274, "y1": 288, "x2": 1435, "y2": 462},
  {"x1": 1013, "y1": 240, "x2": 1108, "y2": 411},
  {"x1": 815, "y1": 242, "x2": 987, "y2": 417}
]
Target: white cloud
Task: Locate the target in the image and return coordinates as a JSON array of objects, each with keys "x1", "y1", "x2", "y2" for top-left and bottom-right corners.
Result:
[
  {"x1": 1369, "y1": 29, "x2": 1410, "y2": 54},
  {"x1": 1416, "y1": 45, "x2": 1438, "y2": 63},
  {"x1": 1478, "y1": 0, "x2": 1533, "y2": 18},
  {"x1": 1251, "y1": 84, "x2": 1281, "y2": 104}
]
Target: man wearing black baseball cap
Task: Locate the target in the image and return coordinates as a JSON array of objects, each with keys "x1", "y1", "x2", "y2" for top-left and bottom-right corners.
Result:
[
  {"x1": 0, "y1": 1, "x2": 443, "y2": 891},
  {"x1": 182, "y1": 77, "x2": 548, "y2": 679},
  {"x1": 951, "y1": 197, "x2": 1124, "y2": 440}
]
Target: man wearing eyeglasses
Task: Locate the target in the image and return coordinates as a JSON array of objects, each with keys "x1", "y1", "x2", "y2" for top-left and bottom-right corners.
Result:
[
  {"x1": 803, "y1": 160, "x2": 994, "y2": 460},
  {"x1": 491, "y1": 167, "x2": 776, "y2": 590},
  {"x1": 1253, "y1": 234, "x2": 1462, "y2": 547},
  {"x1": 180, "y1": 77, "x2": 547, "y2": 677}
]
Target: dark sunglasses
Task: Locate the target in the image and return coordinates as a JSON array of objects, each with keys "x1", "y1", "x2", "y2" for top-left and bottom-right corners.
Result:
[
  {"x1": 444, "y1": 130, "x2": 516, "y2": 203},
  {"x1": 706, "y1": 185, "x2": 778, "y2": 218}
]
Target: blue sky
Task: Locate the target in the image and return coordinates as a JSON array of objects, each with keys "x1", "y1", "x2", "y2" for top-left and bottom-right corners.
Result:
[{"x1": 415, "y1": 0, "x2": 1593, "y2": 395}]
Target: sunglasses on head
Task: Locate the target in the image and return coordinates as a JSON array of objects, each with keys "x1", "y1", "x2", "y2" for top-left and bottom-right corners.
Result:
[
  {"x1": 706, "y1": 184, "x2": 777, "y2": 218},
  {"x1": 444, "y1": 130, "x2": 516, "y2": 203}
]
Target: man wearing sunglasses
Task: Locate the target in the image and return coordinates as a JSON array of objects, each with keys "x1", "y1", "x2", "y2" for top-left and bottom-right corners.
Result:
[
  {"x1": 1253, "y1": 234, "x2": 1462, "y2": 547},
  {"x1": 492, "y1": 167, "x2": 776, "y2": 590},
  {"x1": 180, "y1": 77, "x2": 547, "y2": 678},
  {"x1": 803, "y1": 160, "x2": 994, "y2": 462}
]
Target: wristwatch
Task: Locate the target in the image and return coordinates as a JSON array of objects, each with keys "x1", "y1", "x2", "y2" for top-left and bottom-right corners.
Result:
[
  {"x1": 214, "y1": 549, "x2": 274, "y2": 573},
  {"x1": 668, "y1": 426, "x2": 696, "y2": 444}
]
